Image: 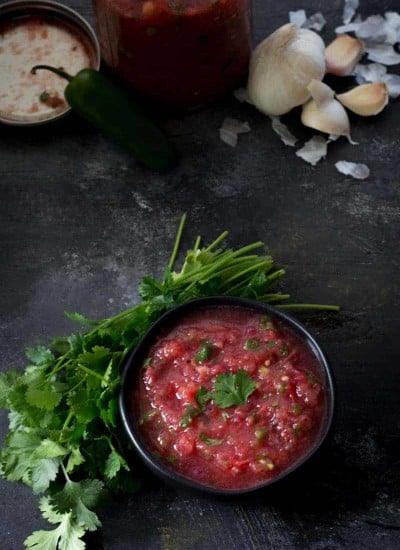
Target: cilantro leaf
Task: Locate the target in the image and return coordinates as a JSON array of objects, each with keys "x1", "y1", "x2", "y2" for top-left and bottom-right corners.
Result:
[
  {"x1": 25, "y1": 387, "x2": 62, "y2": 410},
  {"x1": 99, "y1": 393, "x2": 119, "y2": 429},
  {"x1": 260, "y1": 315, "x2": 274, "y2": 330},
  {"x1": 240, "y1": 271, "x2": 269, "y2": 299},
  {"x1": 179, "y1": 387, "x2": 212, "y2": 427},
  {"x1": 194, "y1": 342, "x2": 214, "y2": 362},
  {"x1": 104, "y1": 448, "x2": 129, "y2": 480},
  {"x1": 51, "y1": 337, "x2": 70, "y2": 356},
  {"x1": 179, "y1": 372, "x2": 256, "y2": 428},
  {"x1": 25, "y1": 500, "x2": 86, "y2": 550},
  {"x1": 49, "y1": 480, "x2": 103, "y2": 532},
  {"x1": 199, "y1": 433, "x2": 223, "y2": 446},
  {"x1": 244, "y1": 338, "x2": 260, "y2": 350},
  {"x1": 30, "y1": 458, "x2": 60, "y2": 494},
  {"x1": 39, "y1": 496, "x2": 65, "y2": 524},
  {"x1": 138, "y1": 276, "x2": 164, "y2": 300},
  {"x1": 26, "y1": 346, "x2": 54, "y2": 365},
  {"x1": 77, "y1": 346, "x2": 111, "y2": 372},
  {"x1": 33, "y1": 439, "x2": 68, "y2": 460},
  {"x1": 179, "y1": 404, "x2": 200, "y2": 428},
  {"x1": 65, "y1": 448, "x2": 84, "y2": 474},
  {"x1": 195, "y1": 387, "x2": 212, "y2": 410},
  {"x1": 64, "y1": 311, "x2": 99, "y2": 327},
  {"x1": 0, "y1": 370, "x2": 20, "y2": 408},
  {"x1": 74, "y1": 499, "x2": 101, "y2": 532},
  {"x1": 67, "y1": 388, "x2": 98, "y2": 423},
  {"x1": 25, "y1": 528, "x2": 62, "y2": 550},
  {"x1": 212, "y1": 370, "x2": 257, "y2": 408},
  {"x1": 51, "y1": 479, "x2": 104, "y2": 512},
  {"x1": 1, "y1": 431, "x2": 42, "y2": 482},
  {"x1": 67, "y1": 333, "x2": 85, "y2": 358},
  {"x1": 39, "y1": 90, "x2": 50, "y2": 102}
]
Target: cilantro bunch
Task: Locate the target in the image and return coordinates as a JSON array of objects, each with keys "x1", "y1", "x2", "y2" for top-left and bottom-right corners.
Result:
[{"x1": 0, "y1": 215, "x2": 338, "y2": 549}]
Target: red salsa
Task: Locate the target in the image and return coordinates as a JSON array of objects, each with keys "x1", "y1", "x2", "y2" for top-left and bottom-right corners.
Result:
[
  {"x1": 134, "y1": 307, "x2": 326, "y2": 489},
  {"x1": 93, "y1": 0, "x2": 251, "y2": 110}
]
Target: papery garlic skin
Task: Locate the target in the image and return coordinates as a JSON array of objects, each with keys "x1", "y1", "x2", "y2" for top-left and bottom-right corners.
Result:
[
  {"x1": 247, "y1": 23, "x2": 326, "y2": 116},
  {"x1": 301, "y1": 80, "x2": 351, "y2": 137},
  {"x1": 337, "y1": 83, "x2": 389, "y2": 116}
]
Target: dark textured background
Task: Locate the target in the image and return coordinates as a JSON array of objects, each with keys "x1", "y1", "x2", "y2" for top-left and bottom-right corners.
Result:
[{"x1": 1, "y1": 0, "x2": 400, "y2": 548}]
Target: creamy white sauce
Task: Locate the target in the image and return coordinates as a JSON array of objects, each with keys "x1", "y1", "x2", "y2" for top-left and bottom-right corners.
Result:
[{"x1": 0, "y1": 16, "x2": 91, "y2": 122}]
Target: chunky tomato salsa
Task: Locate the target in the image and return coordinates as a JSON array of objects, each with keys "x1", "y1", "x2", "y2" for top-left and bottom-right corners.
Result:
[
  {"x1": 133, "y1": 307, "x2": 325, "y2": 489},
  {"x1": 93, "y1": 0, "x2": 251, "y2": 109}
]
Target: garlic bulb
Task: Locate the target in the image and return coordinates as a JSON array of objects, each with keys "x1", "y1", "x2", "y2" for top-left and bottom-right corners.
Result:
[
  {"x1": 247, "y1": 24, "x2": 326, "y2": 116},
  {"x1": 337, "y1": 82, "x2": 389, "y2": 116},
  {"x1": 301, "y1": 80, "x2": 351, "y2": 137}
]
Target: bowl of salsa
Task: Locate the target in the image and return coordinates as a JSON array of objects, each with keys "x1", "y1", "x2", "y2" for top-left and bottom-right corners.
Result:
[{"x1": 120, "y1": 296, "x2": 334, "y2": 494}]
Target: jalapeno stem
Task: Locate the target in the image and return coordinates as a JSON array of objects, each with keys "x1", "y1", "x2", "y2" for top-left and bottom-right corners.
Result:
[{"x1": 31, "y1": 65, "x2": 73, "y2": 82}]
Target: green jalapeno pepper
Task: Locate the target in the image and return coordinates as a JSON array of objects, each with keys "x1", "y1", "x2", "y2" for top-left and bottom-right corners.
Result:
[{"x1": 31, "y1": 65, "x2": 177, "y2": 172}]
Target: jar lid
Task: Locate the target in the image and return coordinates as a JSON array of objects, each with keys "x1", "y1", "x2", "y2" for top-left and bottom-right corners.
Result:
[{"x1": 0, "y1": 0, "x2": 100, "y2": 126}]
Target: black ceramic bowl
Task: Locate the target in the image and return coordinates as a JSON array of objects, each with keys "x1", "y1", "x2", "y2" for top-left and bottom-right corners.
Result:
[{"x1": 119, "y1": 296, "x2": 334, "y2": 496}]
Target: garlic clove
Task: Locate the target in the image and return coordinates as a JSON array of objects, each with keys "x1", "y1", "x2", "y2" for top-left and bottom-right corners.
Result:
[
  {"x1": 301, "y1": 80, "x2": 351, "y2": 137},
  {"x1": 307, "y1": 79, "x2": 335, "y2": 105},
  {"x1": 301, "y1": 99, "x2": 351, "y2": 137},
  {"x1": 325, "y1": 34, "x2": 364, "y2": 76},
  {"x1": 247, "y1": 23, "x2": 325, "y2": 116},
  {"x1": 337, "y1": 82, "x2": 389, "y2": 116}
]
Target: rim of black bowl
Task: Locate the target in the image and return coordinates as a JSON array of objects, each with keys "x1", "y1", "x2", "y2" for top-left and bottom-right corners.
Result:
[{"x1": 119, "y1": 296, "x2": 335, "y2": 496}]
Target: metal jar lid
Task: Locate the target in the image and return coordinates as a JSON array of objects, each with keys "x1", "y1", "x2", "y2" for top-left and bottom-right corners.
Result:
[{"x1": 0, "y1": 0, "x2": 100, "y2": 126}]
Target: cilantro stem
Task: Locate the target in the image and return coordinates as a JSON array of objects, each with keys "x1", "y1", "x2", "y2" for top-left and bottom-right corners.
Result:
[
  {"x1": 99, "y1": 434, "x2": 115, "y2": 452},
  {"x1": 68, "y1": 377, "x2": 86, "y2": 394},
  {"x1": 60, "y1": 461, "x2": 71, "y2": 483},
  {"x1": 203, "y1": 230, "x2": 229, "y2": 253},
  {"x1": 62, "y1": 411, "x2": 74, "y2": 432},
  {"x1": 77, "y1": 364, "x2": 105, "y2": 381},
  {"x1": 193, "y1": 236, "x2": 201, "y2": 250},
  {"x1": 167, "y1": 213, "x2": 187, "y2": 271},
  {"x1": 50, "y1": 356, "x2": 71, "y2": 374},
  {"x1": 222, "y1": 259, "x2": 273, "y2": 285},
  {"x1": 218, "y1": 258, "x2": 272, "y2": 280},
  {"x1": 265, "y1": 268, "x2": 286, "y2": 286},
  {"x1": 260, "y1": 293, "x2": 291, "y2": 302},
  {"x1": 88, "y1": 305, "x2": 146, "y2": 334},
  {"x1": 176, "y1": 241, "x2": 266, "y2": 285},
  {"x1": 277, "y1": 303, "x2": 340, "y2": 311}
]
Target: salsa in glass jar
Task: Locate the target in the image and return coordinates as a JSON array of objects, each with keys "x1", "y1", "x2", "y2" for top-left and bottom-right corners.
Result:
[{"x1": 93, "y1": 0, "x2": 252, "y2": 110}]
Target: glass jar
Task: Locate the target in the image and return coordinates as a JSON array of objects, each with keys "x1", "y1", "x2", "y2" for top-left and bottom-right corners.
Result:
[{"x1": 92, "y1": 0, "x2": 252, "y2": 110}]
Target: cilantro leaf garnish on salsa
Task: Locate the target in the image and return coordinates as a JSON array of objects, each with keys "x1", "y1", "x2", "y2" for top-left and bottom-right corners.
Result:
[
  {"x1": 212, "y1": 370, "x2": 257, "y2": 408},
  {"x1": 0, "y1": 214, "x2": 338, "y2": 548},
  {"x1": 179, "y1": 370, "x2": 257, "y2": 426},
  {"x1": 199, "y1": 433, "x2": 224, "y2": 446},
  {"x1": 194, "y1": 341, "x2": 214, "y2": 362}
]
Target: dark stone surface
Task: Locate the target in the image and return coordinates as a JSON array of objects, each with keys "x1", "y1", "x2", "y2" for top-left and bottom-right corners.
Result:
[{"x1": 1, "y1": 0, "x2": 400, "y2": 548}]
